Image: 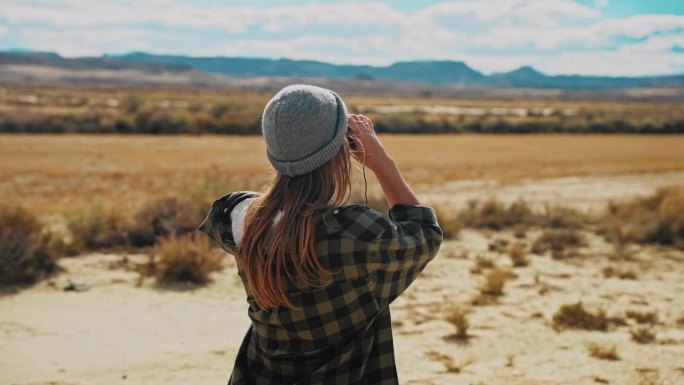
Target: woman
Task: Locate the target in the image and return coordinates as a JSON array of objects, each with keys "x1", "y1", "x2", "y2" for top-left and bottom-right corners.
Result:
[{"x1": 198, "y1": 84, "x2": 443, "y2": 385}]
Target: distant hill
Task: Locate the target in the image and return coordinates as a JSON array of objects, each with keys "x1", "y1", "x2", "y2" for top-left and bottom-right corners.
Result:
[{"x1": 2, "y1": 50, "x2": 684, "y2": 89}]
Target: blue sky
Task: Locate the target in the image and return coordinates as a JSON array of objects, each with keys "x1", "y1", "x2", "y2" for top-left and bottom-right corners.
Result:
[{"x1": 1, "y1": 0, "x2": 683, "y2": 76}]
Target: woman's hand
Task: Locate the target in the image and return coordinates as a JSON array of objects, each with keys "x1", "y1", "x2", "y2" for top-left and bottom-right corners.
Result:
[
  {"x1": 347, "y1": 114, "x2": 419, "y2": 207},
  {"x1": 347, "y1": 114, "x2": 392, "y2": 172}
]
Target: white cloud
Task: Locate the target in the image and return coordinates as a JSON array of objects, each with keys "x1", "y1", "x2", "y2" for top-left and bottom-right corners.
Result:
[
  {"x1": 539, "y1": 51, "x2": 684, "y2": 76},
  {"x1": 1, "y1": 0, "x2": 683, "y2": 75}
]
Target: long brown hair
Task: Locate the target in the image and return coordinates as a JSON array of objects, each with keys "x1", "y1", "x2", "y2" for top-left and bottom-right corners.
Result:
[{"x1": 238, "y1": 139, "x2": 353, "y2": 309}]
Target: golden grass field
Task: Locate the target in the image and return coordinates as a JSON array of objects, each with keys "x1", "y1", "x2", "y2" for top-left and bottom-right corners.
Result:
[
  {"x1": 2, "y1": 133, "x2": 684, "y2": 214},
  {"x1": 2, "y1": 131, "x2": 684, "y2": 385}
]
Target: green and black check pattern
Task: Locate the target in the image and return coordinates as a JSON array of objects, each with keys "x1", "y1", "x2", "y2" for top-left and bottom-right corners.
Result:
[{"x1": 198, "y1": 191, "x2": 443, "y2": 385}]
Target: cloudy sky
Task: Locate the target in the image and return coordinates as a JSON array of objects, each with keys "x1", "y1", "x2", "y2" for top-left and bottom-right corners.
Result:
[{"x1": 1, "y1": 0, "x2": 683, "y2": 76}]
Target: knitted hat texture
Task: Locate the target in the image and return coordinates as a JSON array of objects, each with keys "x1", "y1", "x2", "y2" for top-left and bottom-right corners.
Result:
[{"x1": 261, "y1": 84, "x2": 348, "y2": 177}]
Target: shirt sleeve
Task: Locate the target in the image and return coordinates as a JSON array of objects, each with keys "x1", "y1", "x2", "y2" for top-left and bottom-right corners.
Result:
[
  {"x1": 197, "y1": 191, "x2": 260, "y2": 255},
  {"x1": 364, "y1": 204, "x2": 443, "y2": 308}
]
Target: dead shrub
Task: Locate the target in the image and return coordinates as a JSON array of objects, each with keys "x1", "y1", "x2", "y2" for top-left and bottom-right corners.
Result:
[
  {"x1": 153, "y1": 232, "x2": 222, "y2": 285},
  {"x1": 0, "y1": 205, "x2": 61, "y2": 285},
  {"x1": 480, "y1": 266, "x2": 510, "y2": 296},
  {"x1": 425, "y1": 349, "x2": 473, "y2": 373},
  {"x1": 128, "y1": 196, "x2": 206, "y2": 247},
  {"x1": 459, "y1": 198, "x2": 535, "y2": 230},
  {"x1": 435, "y1": 206, "x2": 461, "y2": 239},
  {"x1": 553, "y1": 302, "x2": 609, "y2": 331},
  {"x1": 631, "y1": 327, "x2": 656, "y2": 344},
  {"x1": 602, "y1": 266, "x2": 638, "y2": 280},
  {"x1": 539, "y1": 205, "x2": 588, "y2": 229},
  {"x1": 470, "y1": 254, "x2": 495, "y2": 274},
  {"x1": 488, "y1": 237, "x2": 509, "y2": 253},
  {"x1": 626, "y1": 310, "x2": 658, "y2": 324},
  {"x1": 531, "y1": 229, "x2": 586, "y2": 255},
  {"x1": 66, "y1": 202, "x2": 132, "y2": 251},
  {"x1": 445, "y1": 303, "x2": 471, "y2": 339},
  {"x1": 513, "y1": 224, "x2": 528, "y2": 239},
  {"x1": 508, "y1": 242, "x2": 529, "y2": 267},
  {"x1": 586, "y1": 342, "x2": 620, "y2": 360},
  {"x1": 600, "y1": 186, "x2": 684, "y2": 249}
]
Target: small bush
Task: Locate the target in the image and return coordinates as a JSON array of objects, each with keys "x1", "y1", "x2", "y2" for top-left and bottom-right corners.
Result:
[
  {"x1": 470, "y1": 254, "x2": 495, "y2": 274},
  {"x1": 626, "y1": 310, "x2": 659, "y2": 324},
  {"x1": 66, "y1": 203, "x2": 131, "y2": 251},
  {"x1": 488, "y1": 237, "x2": 509, "y2": 253},
  {"x1": 480, "y1": 266, "x2": 510, "y2": 296},
  {"x1": 532, "y1": 229, "x2": 586, "y2": 256},
  {"x1": 600, "y1": 186, "x2": 684, "y2": 249},
  {"x1": 0, "y1": 205, "x2": 61, "y2": 285},
  {"x1": 508, "y1": 242, "x2": 529, "y2": 267},
  {"x1": 459, "y1": 198, "x2": 535, "y2": 230},
  {"x1": 553, "y1": 302, "x2": 609, "y2": 331},
  {"x1": 435, "y1": 206, "x2": 461, "y2": 239},
  {"x1": 129, "y1": 196, "x2": 206, "y2": 247},
  {"x1": 631, "y1": 327, "x2": 656, "y2": 344},
  {"x1": 540, "y1": 205, "x2": 588, "y2": 229},
  {"x1": 445, "y1": 303, "x2": 471, "y2": 339},
  {"x1": 153, "y1": 232, "x2": 222, "y2": 285},
  {"x1": 586, "y1": 342, "x2": 620, "y2": 360},
  {"x1": 602, "y1": 266, "x2": 638, "y2": 280},
  {"x1": 425, "y1": 349, "x2": 473, "y2": 373}
]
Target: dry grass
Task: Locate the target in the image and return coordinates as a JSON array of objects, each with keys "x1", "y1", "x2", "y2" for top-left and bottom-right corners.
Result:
[
  {"x1": 459, "y1": 198, "x2": 535, "y2": 230},
  {"x1": 425, "y1": 349, "x2": 474, "y2": 373},
  {"x1": 152, "y1": 232, "x2": 222, "y2": 285},
  {"x1": 3, "y1": 134, "x2": 684, "y2": 215},
  {"x1": 470, "y1": 254, "x2": 495, "y2": 274},
  {"x1": 552, "y1": 302, "x2": 609, "y2": 331},
  {"x1": 531, "y1": 229, "x2": 587, "y2": 257},
  {"x1": 586, "y1": 342, "x2": 620, "y2": 360},
  {"x1": 434, "y1": 206, "x2": 461, "y2": 239},
  {"x1": 630, "y1": 327, "x2": 657, "y2": 344},
  {"x1": 625, "y1": 310, "x2": 659, "y2": 324},
  {"x1": 507, "y1": 242, "x2": 529, "y2": 267},
  {"x1": 445, "y1": 303, "x2": 471, "y2": 340},
  {"x1": 601, "y1": 186, "x2": 684, "y2": 249},
  {"x1": 0, "y1": 204, "x2": 62, "y2": 285},
  {"x1": 480, "y1": 266, "x2": 510, "y2": 296},
  {"x1": 603, "y1": 266, "x2": 638, "y2": 280}
]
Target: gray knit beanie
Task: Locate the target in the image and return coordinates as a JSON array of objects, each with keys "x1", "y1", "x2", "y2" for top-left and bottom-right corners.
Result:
[{"x1": 261, "y1": 84, "x2": 348, "y2": 177}]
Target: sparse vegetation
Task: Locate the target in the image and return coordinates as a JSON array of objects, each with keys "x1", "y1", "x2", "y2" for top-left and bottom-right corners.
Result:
[
  {"x1": 152, "y1": 232, "x2": 222, "y2": 285},
  {"x1": 600, "y1": 186, "x2": 684, "y2": 249},
  {"x1": 459, "y1": 198, "x2": 535, "y2": 230},
  {"x1": 425, "y1": 349, "x2": 474, "y2": 373},
  {"x1": 531, "y1": 229, "x2": 586, "y2": 257},
  {"x1": 445, "y1": 303, "x2": 471, "y2": 340},
  {"x1": 435, "y1": 206, "x2": 461, "y2": 239},
  {"x1": 66, "y1": 202, "x2": 132, "y2": 251},
  {"x1": 507, "y1": 242, "x2": 529, "y2": 267},
  {"x1": 631, "y1": 327, "x2": 656, "y2": 344},
  {"x1": 480, "y1": 266, "x2": 510, "y2": 296},
  {"x1": 0, "y1": 205, "x2": 62, "y2": 285},
  {"x1": 586, "y1": 342, "x2": 620, "y2": 360},
  {"x1": 603, "y1": 266, "x2": 638, "y2": 280},
  {"x1": 470, "y1": 254, "x2": 495, "y2": 274},
  {"x1": 625, "y1": 310, "x2": 658, "y2": 324},
  {"x1": 553, "y1": 302, "x2": 609, "y2": 331}
]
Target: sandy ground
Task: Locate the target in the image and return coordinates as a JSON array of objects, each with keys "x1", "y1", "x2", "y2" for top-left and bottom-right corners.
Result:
[{"x1": 2, "y1": 173, "x2": 684, "y2": 385}]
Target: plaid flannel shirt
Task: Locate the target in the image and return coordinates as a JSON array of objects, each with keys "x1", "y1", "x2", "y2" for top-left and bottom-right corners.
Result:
[{"x1": 198, "y1": 191, "x2": 443, "y2": 385}]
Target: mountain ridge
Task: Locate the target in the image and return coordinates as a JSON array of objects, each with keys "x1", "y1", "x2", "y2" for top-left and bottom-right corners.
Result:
[{"x1": 2, "y1": 50, "x2": 684, "y2": 89}]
